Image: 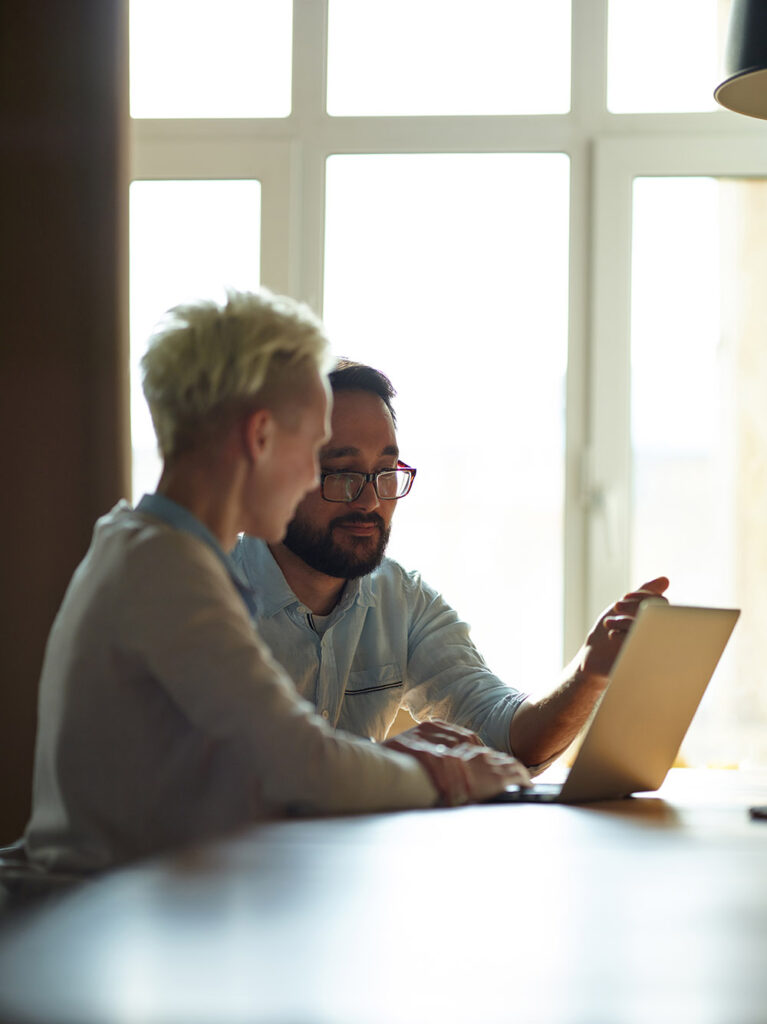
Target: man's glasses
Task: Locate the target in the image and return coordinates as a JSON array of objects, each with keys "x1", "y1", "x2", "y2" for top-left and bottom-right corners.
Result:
[{"x1": 319, "y1": 461, "x2": 417, "y2": 503}]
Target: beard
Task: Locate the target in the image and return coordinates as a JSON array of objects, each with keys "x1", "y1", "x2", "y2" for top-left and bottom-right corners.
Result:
[{"x1": 282, "y1": 510, "x2": 391, "y2": 579}]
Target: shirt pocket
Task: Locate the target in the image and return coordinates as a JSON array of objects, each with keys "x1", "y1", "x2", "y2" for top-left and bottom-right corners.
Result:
[{"x1": 341, "y1": 664, "x2": 404, "y2": 741}]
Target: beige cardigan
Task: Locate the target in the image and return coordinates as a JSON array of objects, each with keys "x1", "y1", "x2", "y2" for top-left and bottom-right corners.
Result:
[{"x1": 25, "y1": 503, "x2": 436, "y2": 872}]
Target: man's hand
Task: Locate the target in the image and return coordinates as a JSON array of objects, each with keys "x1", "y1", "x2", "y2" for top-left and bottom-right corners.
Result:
[
  {"x1": 384, "y1": 720, "x2": 530, "y2": 806},
  {"x1": 384, "y1": 719, "x2": 484, "y2": 751},
  {"x1": 579, "y1": 576, "x2": 670, "y2": 681},
  {"x1": 507, "y1": 577, "x2": 670, "y2": 769}
]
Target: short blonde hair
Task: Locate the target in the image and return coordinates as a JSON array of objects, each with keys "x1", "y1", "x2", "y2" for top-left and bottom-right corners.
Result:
[{"x1": 141, "y1": 288, "x2": 331, "y2": 460}]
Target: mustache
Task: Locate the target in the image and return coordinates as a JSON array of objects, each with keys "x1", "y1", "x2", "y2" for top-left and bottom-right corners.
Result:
[{"x1": 330, "y1": 512, "x2": 385, "y2": 530}]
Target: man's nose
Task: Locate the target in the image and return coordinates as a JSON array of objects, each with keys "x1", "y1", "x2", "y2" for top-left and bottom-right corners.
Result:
[{"x1": 349, "y1": 479, "x2": 380, "y2": 512}]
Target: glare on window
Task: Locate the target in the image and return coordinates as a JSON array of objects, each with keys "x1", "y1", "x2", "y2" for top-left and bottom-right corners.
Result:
[
  {"x1": 129, "y1": 179, "x2": 261, "y2": 498},
  {"x1": 324, "y1": 152, "x2": 570, "y2": 688},
  {"x1": 327, "y1": 0, "x2": 571, "y2": 116},
  {"x1": 607, "y1": 0, "x2": 726, "y2": 113},
  {"x1": 130, "y1": 0, "x2": 292, "y2": 118}
]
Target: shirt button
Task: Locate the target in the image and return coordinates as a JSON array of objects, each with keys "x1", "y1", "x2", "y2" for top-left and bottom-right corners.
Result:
[{"x1": 321, "y1": 710, "x2": 329, "y2": 719}]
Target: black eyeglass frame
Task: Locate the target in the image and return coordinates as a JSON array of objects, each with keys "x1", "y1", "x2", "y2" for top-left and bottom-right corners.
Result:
[{"x1": 319, "y1": 461, "x2": 417, "y2": 503}]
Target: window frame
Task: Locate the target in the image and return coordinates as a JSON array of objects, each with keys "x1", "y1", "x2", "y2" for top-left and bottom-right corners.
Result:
[
  {"x1": 590, "y1": 134, "x2": 767, "y2": 620},
  {"x1": 129, "y1": 0, "x2": 765, "y2": 658}
]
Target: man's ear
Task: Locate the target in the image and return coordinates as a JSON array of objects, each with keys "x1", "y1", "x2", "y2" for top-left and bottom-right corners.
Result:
[{"x1": 242, "y1": 407, "x2": 275, "y2": 464}]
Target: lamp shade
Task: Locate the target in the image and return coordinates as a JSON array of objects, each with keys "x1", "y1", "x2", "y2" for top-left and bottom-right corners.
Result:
[{"x1": 715, "y1": 0, "x2": 767, "y2": 118}]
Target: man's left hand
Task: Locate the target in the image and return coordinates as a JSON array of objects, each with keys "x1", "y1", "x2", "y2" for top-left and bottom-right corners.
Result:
[{"x1": 578, "y1": 576, "x2": 670, "y2": 681}]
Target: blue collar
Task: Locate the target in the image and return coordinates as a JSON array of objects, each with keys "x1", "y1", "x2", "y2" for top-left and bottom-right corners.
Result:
[{"x1": 136, "y1": 493, "x2": 256, "y2": 617}]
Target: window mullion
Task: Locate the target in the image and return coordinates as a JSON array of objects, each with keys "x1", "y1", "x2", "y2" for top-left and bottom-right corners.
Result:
[
  {"x1": 562, "y1": 139, "x2": 591, "y2": 659},
  {"x1": 588, "y1": 139, "x2": 634, "y2": 621},
  {"x1": 567, "y1": 0, "x2": 608, "y2": 651},
  {"x1": 570, "y1": 0, "x2": 609, "y2": 131},
  {"x1": 292, "y1": 0, "x2": 328, "y2": 127},
  {"x1": 290, "y1": 0, "x2": 329, "y2": 310}
]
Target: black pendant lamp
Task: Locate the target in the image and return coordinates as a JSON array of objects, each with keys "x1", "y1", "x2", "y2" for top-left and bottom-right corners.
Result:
[{"x1": 715, "y1": 0, "x2": 767, "y2": 118}]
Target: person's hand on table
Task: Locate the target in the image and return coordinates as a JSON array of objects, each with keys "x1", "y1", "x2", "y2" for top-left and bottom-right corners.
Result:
[
  {"x1": 384, "y1": 719, "x2": 531, "y2": 806},
  {"x1": 385, "y1": 719, "x2": 484, "y2": 751},
  {"x1": 578, "y1": 576, "x2": 670, "y2": 681}
]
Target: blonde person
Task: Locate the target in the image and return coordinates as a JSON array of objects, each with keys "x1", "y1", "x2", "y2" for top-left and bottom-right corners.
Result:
[{"x1": 24, "y1": 290, "x2": 528, "y2": 873}]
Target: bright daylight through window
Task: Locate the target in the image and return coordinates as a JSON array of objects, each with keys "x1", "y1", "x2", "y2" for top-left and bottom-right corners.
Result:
[
  {"x1": 129, "y1": 0, "x2": 767, "y2": 767},
  {"x1": 323, "y1": 152, "x2": 569, "y2": 686},
  {"x1": 631, "y1": 176, "x2": 767, "y2": 766},
  {"x1": 129, "y1": 180, "x2": 261, "y2": 498}
]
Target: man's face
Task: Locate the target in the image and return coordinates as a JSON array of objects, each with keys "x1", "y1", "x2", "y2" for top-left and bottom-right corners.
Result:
[{"x1": 282, "y1": 389, "x2": 399, "y2": 579}]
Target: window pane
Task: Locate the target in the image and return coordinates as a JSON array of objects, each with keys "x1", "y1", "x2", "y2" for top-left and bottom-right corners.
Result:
[
  {"x1": 130, "y1": 0, "x2": 292, "y2": 118},
  {"x1": 631, "y1": 175, "x2": 767, "y2": 767},
  {"x1": 327, "y1": 0, "x2": 571, "y2": 116},
  {"x1": 130, "y1": 180, "x2": 261, "y2": 498},
  {"x1": 608, "y1": 0, "x2": 728, "y2": 113},
  {"x1": 324, "y1": 154, "x2": 569, "y2": 690}
]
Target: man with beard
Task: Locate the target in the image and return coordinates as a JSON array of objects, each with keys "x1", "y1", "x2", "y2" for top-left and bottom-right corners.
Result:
[{"x1": 232, "y1": 361, "x2": 668, "y2": 770}]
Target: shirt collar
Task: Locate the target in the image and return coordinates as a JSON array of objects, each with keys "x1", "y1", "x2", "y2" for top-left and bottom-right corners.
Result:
[
  {"x1": 136, "y1": 493, "x2": 256, "y2": 616},
  {"x1": 235, "y1": 536, "x2": 376, "y2": 618},
  {"x1": 355, "y1": 569, "x2": 376, "y2": 608}
]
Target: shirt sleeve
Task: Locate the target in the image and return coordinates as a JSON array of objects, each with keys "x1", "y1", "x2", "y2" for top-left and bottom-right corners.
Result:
[
  {"x1": 397, "y1": 568, "x2": 528, "y2": 754},
  {"x1": 120, "y1": 530, "x2": 438, "y2": 816}
]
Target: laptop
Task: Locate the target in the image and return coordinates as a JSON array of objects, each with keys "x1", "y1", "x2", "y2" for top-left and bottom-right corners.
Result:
[{"x1": 488, "y1": 601, "x2": 740, "y2": 804}]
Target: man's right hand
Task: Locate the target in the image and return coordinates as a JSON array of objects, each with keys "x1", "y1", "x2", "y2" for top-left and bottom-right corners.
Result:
[
  {"x1": 385, "y1": 719, "x2": 484, "y2": 750},
  {"x1": 385, "y1": 721, "x2": 531, "y2": 806}
]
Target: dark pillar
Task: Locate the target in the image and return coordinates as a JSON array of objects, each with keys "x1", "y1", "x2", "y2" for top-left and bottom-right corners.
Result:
[{"x1": 0, "y1": 0, "x2": 129, "y2": 842}]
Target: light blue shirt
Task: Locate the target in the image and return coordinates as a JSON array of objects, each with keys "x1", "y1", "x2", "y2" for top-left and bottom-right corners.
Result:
[{"x1": 232, "y1": 537, "x2": 528, "y2": 753}]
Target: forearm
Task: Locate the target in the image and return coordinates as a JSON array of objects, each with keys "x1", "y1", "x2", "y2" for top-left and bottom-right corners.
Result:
[{"x1": 507, "y1": 654, "x2": 609, "y2": 768}]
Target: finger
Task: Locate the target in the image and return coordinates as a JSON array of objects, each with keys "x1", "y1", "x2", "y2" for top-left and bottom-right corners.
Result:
[
  {"x1": 390, "y1": 725, "x2": 456, "y2": 751},
  {"x1": 602, "y1": 614, "x2": 634, "y2": 632},
  {"x1": 418, "y1": 728, "x2": 464, "y2": 749},
  {"x1": 420, "y1": 721, "x2": 483, "y2": 747},
  {"x1": 496, "y1": 759, "x2": 532, "y2": 787},
  {"x1": 606, "y1": 628, "x2": 630, "y2": 641},
  {"x1": 612, "y1": 591, "x2": 669, "y2": 616},
  {"x1": 638, "y1": 576, "x2": 670, "y2": 595},
  {"x1": 614, "y1": 592, "x2": 666, "y2": 609},
  {"x1": 462, "y1": 756, "x2": 531, "y2": 801},
  {"x1": 461, "y1": 746, "x2": 532, "y2": 785},
  {"x1": 437, "y1": 721, "x2": 483, "y2": 745},
  {"x1": 416, "y1": 742, "x2": 532, "y2": 805}
]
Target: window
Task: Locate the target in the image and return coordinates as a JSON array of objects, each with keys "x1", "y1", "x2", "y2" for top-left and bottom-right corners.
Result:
[
  {"x1": 607, "y1": 0, "x2": 724, "y2": 113},
  {"x1": 630, "y1": 176, "x2": 767, "y2": 766},
  {"x1": 130, "y1": 0, "x2": 767, "y2": 764},
  {"x1": 327, "y1": 0, "x2": 571, "y2": 116},
  {"x1": 129, "y1": 179, "x2": 261, "y2": 496},
  {"x1": 324, "y1": 153, "x2": 569, "y2": 682},
  {"x1": 129, "y1": 0, "x2": 292, "y2": 118}
]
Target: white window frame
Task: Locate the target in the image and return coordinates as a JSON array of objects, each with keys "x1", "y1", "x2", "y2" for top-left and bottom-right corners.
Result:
[
  {"x1": 590, "y1": 134, "x2": 767, "y2": 622},
  {"x1": 129, "y1": 0, "x2": 765, "y2": 660}
]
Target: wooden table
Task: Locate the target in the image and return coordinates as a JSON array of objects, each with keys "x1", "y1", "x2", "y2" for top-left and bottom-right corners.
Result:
[{"x1": 1, "y1": 769, "x2": 766, "y2": 1023}]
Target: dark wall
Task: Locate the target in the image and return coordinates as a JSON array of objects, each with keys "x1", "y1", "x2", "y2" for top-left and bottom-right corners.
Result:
[{"x1": 0, "y1": 1, "x2": 129, "y2": 842}]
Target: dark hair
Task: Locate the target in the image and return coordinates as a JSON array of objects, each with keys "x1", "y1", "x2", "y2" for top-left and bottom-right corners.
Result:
[{"x1": 328, "y1": 359, "x2": 397, "y2": 426}]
